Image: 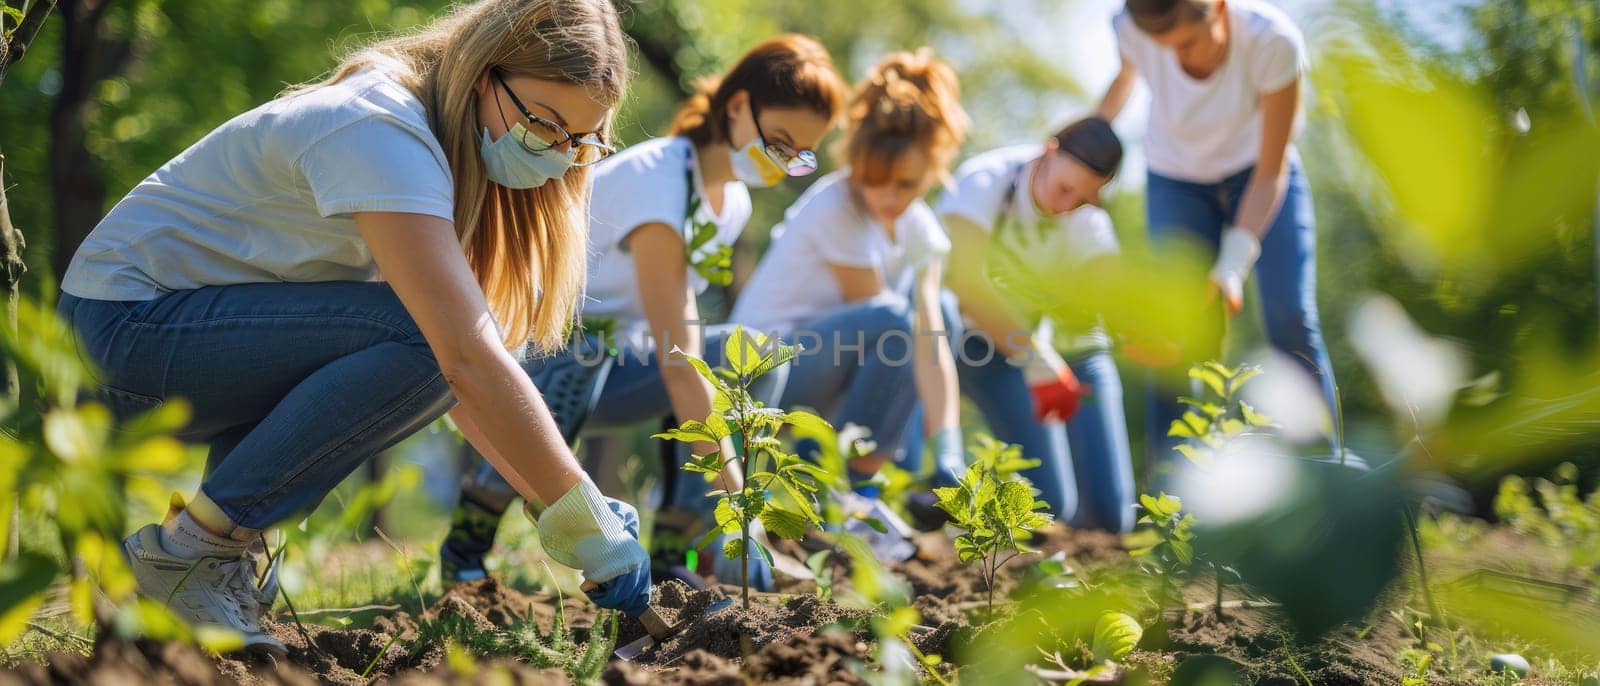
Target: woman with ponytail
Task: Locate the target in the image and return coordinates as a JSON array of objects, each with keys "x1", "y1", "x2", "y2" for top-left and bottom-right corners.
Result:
[
  {"x1": 732, "y1": 49, "x2": 967, "y2": 551},
  {"x1": 57, "y1": 0, "x2": 643, "y2": 653},
  {"x1": 930, "y1": 117, "x2": 1136, "y2": 533},
  {"x1": 441, "y1": 35, "x2": 847, "y2": 591}
]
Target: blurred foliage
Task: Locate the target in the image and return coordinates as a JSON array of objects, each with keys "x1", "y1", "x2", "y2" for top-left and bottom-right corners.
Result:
[{"x1": 0, "y1": 295, "x2": 240, "y2": 651}]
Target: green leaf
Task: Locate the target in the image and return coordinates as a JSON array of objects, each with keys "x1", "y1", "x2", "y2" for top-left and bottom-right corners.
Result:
[
  {"x1": 1167, "y1": 418, "x2": 1199, "y2": 439},
  {"x1": 1240, "y1": 401, "x2": 1276, "y2": 427},
  {"x1": 1092, "y1": 612, "x2": 1143, "y2": 662},
  {"x1": 1190, "y1": 364, "x2": 1227, "y2": 399},
  {"x1": 749, "y1": 339, "x2": 799, "y2": 381},
  {"x1": 1174, "y1": 444, "x2": 1212, "y2": 467},
  {"x1": 723, "y1": 327, "x2": 761, "y2": 377},
  {"x1": 1228, "y1": 365, "x2": 1263, "y2": 395},
  {"x1": 669, "y1": 346, "x2": 722, "y2": 388},
  {"x1": 781, "y1": 409, "x2": 832, "y2": 437},
  {"x1": 758, "y1": 503, "x2": 812, "y2": 541},
  {"x1": 0, "y1": 553, "x2": 59, "y2": 644},
  {"x1": 723, "y1": 536, "x2": 744, "y2": 561},
  {"x1": 1170, "y1": 538, "x2": 1195, "y2": 566},
  {"x1": 1177, "y1": 396, "x2": 1225, "y2": 419},
  {"x1": 652, "y1": 420, "x2": 717, "y2": 445},
  {"x1": 695, "y1": 526, "x2": 724, "y2": 552},
  {"x1": 713, "y1": 499, "x2": 740, "y2": 531},
  {"x1": 857, "y1": 515, "x2": 889, "y2": 534}
]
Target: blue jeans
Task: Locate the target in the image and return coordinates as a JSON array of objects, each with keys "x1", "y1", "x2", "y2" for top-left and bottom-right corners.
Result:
[
  {"x1": 1144, "y1": 162, "x2": 1338, "y2": 476},
  {"x1": 466, "y1": 324, "x2": 778, "y2": 515},
  {"x1": 902, "y1": 294, "x2": 1136, "y2": 532},
  {"x1": 59, "y1": 282, "x2": 457, "y2": 530},
  {"x1": 775, "y1": 294, "x2": 921, "y2": 460}
]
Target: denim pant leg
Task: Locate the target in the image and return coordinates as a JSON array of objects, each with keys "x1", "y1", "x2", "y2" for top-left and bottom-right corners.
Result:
[
  {"x1": 61, "y1": 283, "x2": 456, "y2": 530},
  {"x1": 465, "y1": 325, "x2": 751, "y2": 513},
  {"x1": 1233, "y1": 165, "x2": 1339, "y2": 455},
  {"x1": 1063, "y1": 351, "x2": 1136, "y2": 533},
  {"x1": 1144, "y1": 171, "x2": 1227, "y2": 482},
  {"x1": 956, "y1": 333, "x2": 1078, "y2": 519},
  {"x1": 780, "y1": 295, "x2": 921, "y2": 458}
]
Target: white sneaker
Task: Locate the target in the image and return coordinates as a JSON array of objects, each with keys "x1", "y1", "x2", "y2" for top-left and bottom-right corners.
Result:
[
  {"x1": 122, "y1": 524, "x2": 285, "y2": 654},
  {"x1": 245, "y1": 537, "x2": 280, "y2": 619}
]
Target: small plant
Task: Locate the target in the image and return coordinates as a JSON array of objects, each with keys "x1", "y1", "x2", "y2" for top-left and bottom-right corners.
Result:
[
  {"x1": 1494, "y1": 462, "x2": 1600, "y2": 593},
  {"x1": 1167, "y1": 361, "x2": 1276, "y2": 468},
  {"x1": 932, "y1": 435, "x2": 1052, "y2": 614},
  {"x1": 653, "y1": 327, "x2": 832, "y2": 608},
  {"x1": 411, "y1": 600, "x2": 618, "y2": 682},
  {"x1": 834, "y1": 533, "x2": 951, "y2": 686},
  {"x1": 1157, "y1": 361, "x2": 1274, "y2": 620},
  {"x1": 1125, "y1": 492, "x2": 1196, "y2": 613}
]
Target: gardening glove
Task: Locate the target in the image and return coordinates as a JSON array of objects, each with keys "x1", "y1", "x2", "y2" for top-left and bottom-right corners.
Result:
[
  {"x1": 1017, "y1": 344, "x2": 1087, "y2": 423},
  {"x1": 527, "y1": 479, "x2": 652, "y2": 616},
  {"x1": 929, "y1": 426, "x2": 967, "y2": 488},
  {"x1": 1209, "y1": 227, "x2": 1261, "y2": 316}
]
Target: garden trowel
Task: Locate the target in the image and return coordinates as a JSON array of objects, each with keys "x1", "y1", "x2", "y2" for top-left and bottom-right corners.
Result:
[{"x1": 582, "y1": 581, "x2": 735, "y2": 660}]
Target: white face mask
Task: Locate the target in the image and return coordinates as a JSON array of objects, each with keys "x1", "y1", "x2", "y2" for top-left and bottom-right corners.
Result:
[
  {"x1": 728, "y1": 137, "x2": 788, "y2": 188},
  {"x1": 479, "y1": 124, "x2": 574, "y2": 189}
]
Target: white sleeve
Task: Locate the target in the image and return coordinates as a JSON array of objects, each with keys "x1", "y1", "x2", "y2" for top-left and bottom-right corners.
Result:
[
  {"x1": 1112, "y1": 12, "x2": 1141, "y2": 65},
  {"x1": 902, "y1": 203, "x2": 952, "y2": 274},
  {"x1": 1064, "y1": 207, "x2": 1120, "y2": 263},
  {"x1": 298, "y1": 116, "x2": 454, "y2": 220},
  {"x1": 1250, "y1": 20, "x2": 1306, "y2": 93},
  {"x1": 592, "y1": 156, "x2": 689, "y2": 252},
  {"x1": 936, "y1": 157, "x2": 1004, "y2": 232}
]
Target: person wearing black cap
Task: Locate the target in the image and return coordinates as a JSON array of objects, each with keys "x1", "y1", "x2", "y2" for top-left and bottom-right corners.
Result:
[{"x1": 924, "y1": 117, "x2": 1136, "y2": 533}]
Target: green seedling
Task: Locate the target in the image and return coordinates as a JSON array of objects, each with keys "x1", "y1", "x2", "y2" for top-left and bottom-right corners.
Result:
[
  {"x1": 1125, "y1": 492, "x2": 1196, "y2": 615},
  {"x1": 653, "y1": 327, "x2": 831, "y2": 608},
  {"x1": 933, "y1": 435, "x2": 1052, "y2": 614},
  {"x1": 1168, "y1": 361, "x2": 1276, "y2": 468}
]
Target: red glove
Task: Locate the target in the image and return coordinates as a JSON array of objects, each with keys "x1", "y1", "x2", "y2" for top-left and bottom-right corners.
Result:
[{"x1": 1020, "y1": 347, "x2": 1089, "y2": 423}]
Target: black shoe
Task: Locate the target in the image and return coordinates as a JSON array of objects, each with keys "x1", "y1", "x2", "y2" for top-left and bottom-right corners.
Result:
[{"x1": 440, "y1": 493, "x2": 506, "y2": 584}]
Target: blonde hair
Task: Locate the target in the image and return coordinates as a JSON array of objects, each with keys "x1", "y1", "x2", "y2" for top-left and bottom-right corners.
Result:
[
  {"x1": 835, "y1": 48, "x2": 969, "y2": 187},
  {"x1": 298, "y1": 0, "x2": 627, "y2": 353},
  {"x1": 668, "y1": 34, "x2": 848, "y2": 145}
]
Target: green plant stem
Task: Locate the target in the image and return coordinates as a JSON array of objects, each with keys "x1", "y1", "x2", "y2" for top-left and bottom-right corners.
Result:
[
  {"x1": 738, "y1": 373, "x2": 752, "y2": 610},
  {"x1": 1215, "y1": 564, "x2": 1226, "y2": 622},
  {"x1": 360, "y1": 632, "x2": 401, "y2": 680},
  {"x1": 1403, "y1": 506, "x2": 1442, "y2": 622}
]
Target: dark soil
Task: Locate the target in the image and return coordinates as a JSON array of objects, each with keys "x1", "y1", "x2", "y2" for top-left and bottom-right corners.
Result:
[{"x1": 3, "y1": 522, "x2": 1574, "y2": 685}]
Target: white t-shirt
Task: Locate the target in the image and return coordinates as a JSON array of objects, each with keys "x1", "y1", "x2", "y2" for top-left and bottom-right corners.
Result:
[
  {"x1": 938, "y1": 144, "x2": 1120, "y2": 353},
  {"x1": 63, "y1": 65, "x2": 454, "y2": 301},
  {"x1": 732, "y1": 170, "x2": 950, "y2": 335},
  {"x1": 582, "y1": 136, "x2": 752, "y2": 329},
  {"x1": 1113, "y1": 0, "x2": 1307, "y2": 183}
]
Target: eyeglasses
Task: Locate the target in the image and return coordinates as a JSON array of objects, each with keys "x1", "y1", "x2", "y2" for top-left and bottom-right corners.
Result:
[
  {"x1": 494, "y1": 71, "x2": 615, "y2": 167},
  {"x1": 749, "y1": 101, "x2": 818, "y2": 177}
]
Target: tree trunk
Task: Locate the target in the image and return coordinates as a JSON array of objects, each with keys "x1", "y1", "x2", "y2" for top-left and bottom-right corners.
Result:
[
  {"x1": 1, "y1": 151, "x2": 22, "y2": 561},
  {"x1": 3, "y1": 0, "x2": 61, "y2": 561},
  {"x1": 50, "y1": 0, "x2": 131, "y2": 277}
]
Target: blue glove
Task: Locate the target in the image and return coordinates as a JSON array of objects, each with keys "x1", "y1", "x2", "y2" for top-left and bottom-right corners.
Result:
[
  {"x1": 586, "y1": 564, "x2": 653, "y2": 616},
  {"x1": 532, "y1": 480, "x2": 653, "y2": 616}
]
